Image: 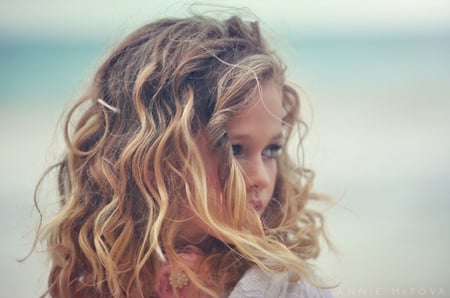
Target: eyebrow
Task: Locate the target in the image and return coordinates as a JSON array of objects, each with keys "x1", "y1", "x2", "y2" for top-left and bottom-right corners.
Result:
[{"x1": 227, "y1": 132, "x2": 284, "y2": 142}]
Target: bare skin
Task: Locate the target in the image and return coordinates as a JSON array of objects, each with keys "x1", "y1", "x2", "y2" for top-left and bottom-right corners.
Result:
[{"x1": 178, "y1": 80, "x2": 285, "y2": 248}]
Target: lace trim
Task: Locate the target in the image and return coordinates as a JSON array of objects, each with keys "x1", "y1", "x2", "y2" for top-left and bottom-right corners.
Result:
[{"x1": 228, "y1": 267, "x2": 332, "y2": 298}]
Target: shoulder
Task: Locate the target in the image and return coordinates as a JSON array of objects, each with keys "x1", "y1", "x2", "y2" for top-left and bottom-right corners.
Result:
[{"x1": 228, "y1": 266, "x2": 332, "y2": 298}]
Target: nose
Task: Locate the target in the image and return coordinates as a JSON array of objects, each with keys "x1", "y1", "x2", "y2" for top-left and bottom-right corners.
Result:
[{"x1": 241, "y1": 157, "x2": 271, "y2": 190}]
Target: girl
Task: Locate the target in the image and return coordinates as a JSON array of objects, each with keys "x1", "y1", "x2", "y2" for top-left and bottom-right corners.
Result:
[{"x1": 34, "y1": 12, "x2": 331, "y2": 298}]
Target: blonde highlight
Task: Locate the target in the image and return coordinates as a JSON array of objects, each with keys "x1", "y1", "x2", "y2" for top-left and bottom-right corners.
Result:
[{"x1": 32, "y1": 14, "x2": 330, "y2": 297}]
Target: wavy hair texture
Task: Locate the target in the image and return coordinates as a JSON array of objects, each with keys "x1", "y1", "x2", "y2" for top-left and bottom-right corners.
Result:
[{"x1": 33, "y1": 13, "x2": 330, "y2": 298}]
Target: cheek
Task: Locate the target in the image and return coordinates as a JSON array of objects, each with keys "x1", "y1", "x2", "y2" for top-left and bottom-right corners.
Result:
[
  {"x1": 262, "y1": 162, "x2": 278, "y2": 208},
  {"x1": 196, "y1": 136, "x2": 221, "y2": 192},
  {"x1": 205, "y1": 163, "x2": 221, "y2": 192},
  {"x1": 268, "y1": 162, "x2": 278, "y2": 189}
]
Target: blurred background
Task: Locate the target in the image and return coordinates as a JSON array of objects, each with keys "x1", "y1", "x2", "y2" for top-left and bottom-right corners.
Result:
[{"x1": 1, "y1": 0, "x2": 449, "y2": 297}]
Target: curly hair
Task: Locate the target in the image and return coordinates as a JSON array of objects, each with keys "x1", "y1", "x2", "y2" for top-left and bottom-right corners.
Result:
[{"x1": 33, "y1": 14, "x2": 329, "y2": 298}]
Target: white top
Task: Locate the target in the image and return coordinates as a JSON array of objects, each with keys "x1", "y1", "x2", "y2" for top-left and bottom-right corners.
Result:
[{"x1": 228, "y1": 267, "x2": 332, "y2": 298}]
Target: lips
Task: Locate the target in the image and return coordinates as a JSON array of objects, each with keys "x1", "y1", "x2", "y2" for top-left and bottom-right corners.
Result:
[{"x1": 249, "y1": 198, "x2": 263, "y2": 213}]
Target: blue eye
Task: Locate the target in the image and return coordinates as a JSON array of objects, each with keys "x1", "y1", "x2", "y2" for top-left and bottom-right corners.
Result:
[
  {"x1": 231, "y1": 144, "x2": 282, "y2": 159},
  {"x1": 262, "y1": 144, "x2": 282, "y2": 159},
  {"x1": 231, "y1": 144, "x2": 243, "y2": 156}
]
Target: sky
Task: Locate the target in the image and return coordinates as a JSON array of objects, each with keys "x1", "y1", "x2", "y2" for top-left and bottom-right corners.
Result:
[{"x1": 1, "y1": 0, "x2": 450, "y2": 39}]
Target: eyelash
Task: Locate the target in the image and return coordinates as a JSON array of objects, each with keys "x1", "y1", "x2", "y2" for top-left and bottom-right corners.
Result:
[
  {"x1": 264, "y1": 144, "x2": 283, "y2": 159},
  {"x1": 231, "y1": 144, "x2": 283, "y2": 159}
]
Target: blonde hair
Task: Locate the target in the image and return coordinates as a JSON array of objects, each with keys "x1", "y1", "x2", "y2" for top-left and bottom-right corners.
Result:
[{"x1": 33, "y1": 14, "x2": 329, "y2": 297}]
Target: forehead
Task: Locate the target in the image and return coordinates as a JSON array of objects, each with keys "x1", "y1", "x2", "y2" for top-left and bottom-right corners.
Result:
[{"x1": 227, "y1": 80, "x2": 285, "y2": 133}]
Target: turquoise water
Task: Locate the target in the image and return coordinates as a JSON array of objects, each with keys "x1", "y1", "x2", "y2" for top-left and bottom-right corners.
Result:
[
  {"x1": 2, "y1": 34, "x2": 449, "y2": 102},
  {"x1": 1, "y1": 34, "x2": 450, "y2": 296},
  {"x1": 0, "y1": 39, "x2": 108, "y2": 104}
]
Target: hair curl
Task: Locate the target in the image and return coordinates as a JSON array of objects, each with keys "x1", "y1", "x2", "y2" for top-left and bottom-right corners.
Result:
[{"x1": 33, "y1": 14, "x2": 329, "y2": 298}]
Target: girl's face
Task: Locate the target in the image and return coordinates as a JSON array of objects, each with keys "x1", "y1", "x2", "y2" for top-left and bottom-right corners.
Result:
[
  {"x1": 179, "y1": 80, "x2": 285, "y2": 246},
  {"x1": 227, "y1": 79, "x2": 285, "y2": 215}
]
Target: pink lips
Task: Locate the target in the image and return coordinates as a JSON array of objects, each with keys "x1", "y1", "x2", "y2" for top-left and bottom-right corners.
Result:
[{"x1": 249, "y1": 199, "x2": 263, "y2": 213}]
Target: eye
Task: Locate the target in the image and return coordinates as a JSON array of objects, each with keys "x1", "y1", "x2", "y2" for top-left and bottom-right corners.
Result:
[
  {"x1": 262, "y1": 144, "x2": 282, "y2": 159},
  {"x1": 231, "y1": 144, "x2": 243, "y2": 156}
]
